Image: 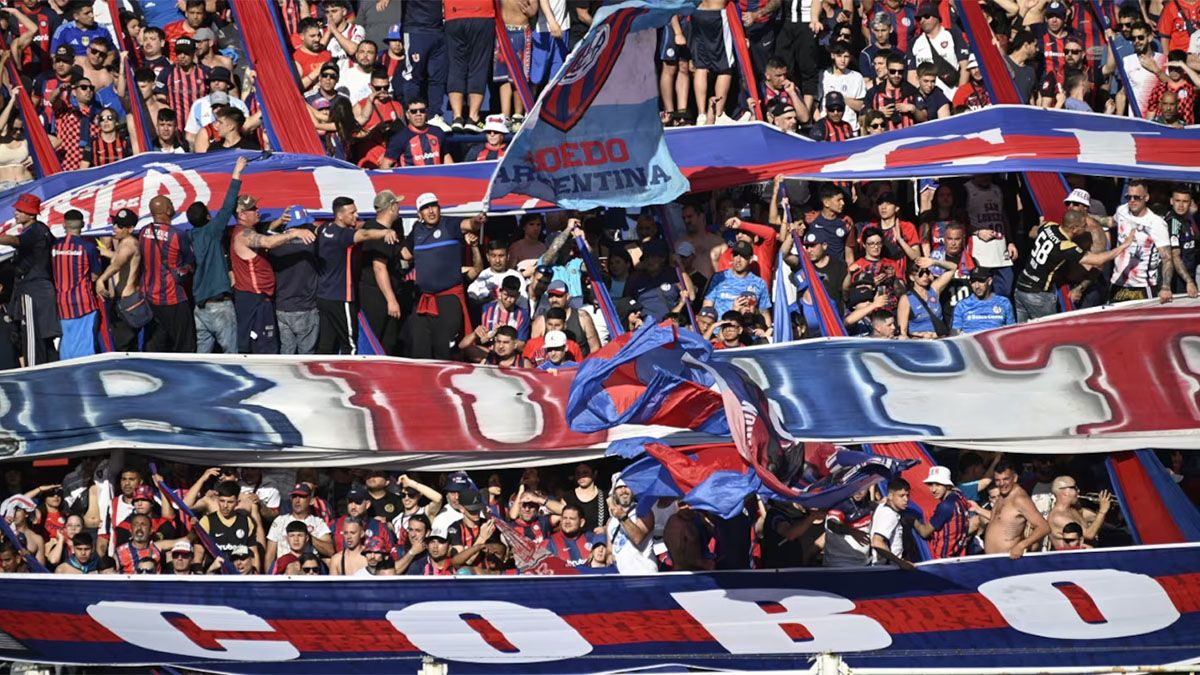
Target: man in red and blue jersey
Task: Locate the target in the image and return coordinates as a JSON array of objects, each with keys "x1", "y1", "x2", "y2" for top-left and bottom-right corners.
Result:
[
  {"x1": 545, "y1": 504, "x2": 593, "y2": 567},
  {"x1": 315, "y1": 196, "x2": 399, "y2": 354},
  {"x1": 140, "y1": 196, "x2": 195, "y2": 352},
  {"x1": 51, "y1": 209, "x2": 101, "y2": 360},
  {"x1": 378, "y1": 97, "x2": 452, "y2": 168},
  {"x1": 462, "y1": 275, "x2": 530, "y2": 360},
  {"x1": 912, "y1": 465, "x2": 973, "y2": 559}
]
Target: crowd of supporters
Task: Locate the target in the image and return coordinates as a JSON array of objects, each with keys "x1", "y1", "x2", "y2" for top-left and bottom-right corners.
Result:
[{"x1": 2, "y1": 448, "x2": 1191, "y2": 576}]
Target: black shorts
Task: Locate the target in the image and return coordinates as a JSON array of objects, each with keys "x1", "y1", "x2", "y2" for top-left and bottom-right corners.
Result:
[
  {"x1": 234, "y1": 290, "x2": 279, "y2": 354},
  {"x1": 445, "y1": 17, "x2": 494, "y2": 95},
  {"x1": 690, "y1": 8, "x2": 733, "y2": 72},
  {"x1": 658, "y1": 20, "x2": 692, "y2": 63}
]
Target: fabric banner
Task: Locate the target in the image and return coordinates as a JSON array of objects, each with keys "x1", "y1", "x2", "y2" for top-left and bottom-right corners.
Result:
[
  {"x1": 0, "y1": 544, "x2": 1196, "y2": 673},
  {"x1": 711, "y1": 298, "x2": 1200, "y2": 452},
  {"x1": 1107, "y1": 450, "x2": 1200, "y2": 545},
  {"x1": 484, "y1": 0, "x2": 692, "y2": 210}
]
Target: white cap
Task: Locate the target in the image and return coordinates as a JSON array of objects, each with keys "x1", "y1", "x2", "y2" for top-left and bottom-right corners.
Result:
[
  {"x1": 0, "y1": 495, "x2": 35, "y2": 519},
  {"x1": 923, "y1": 466, "x2": 955, "y2": 487},
  {"x1": 611, "y1": 472, "x2": 627, "y2": 489},
  {"x1": 967, "y1": 54, "x2": 979, "y2": 69},
  {"x1": 1064, "y1": 188, "x2": 1091, "y2": 206},
  {"x1": 482, "y1": 114, "x2": 508, "y2": 134},
  {"x1": 170, "y1": 540, "x2": 193, "y2": 555},
  {"x1": 675, "y1": 240, "x2": 695, "y2": 257},
  {"x1": 416, "y1": 192, "x2": 439, "y2": 210},
  {"x1": 544, "y1": 330, "x2": 568, "y2": 349}
]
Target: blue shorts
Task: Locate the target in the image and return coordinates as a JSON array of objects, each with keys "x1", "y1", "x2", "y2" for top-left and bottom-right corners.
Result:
[
  {"x1": 530, "y1": 31, "x2": 569, "y2": 84},
  {"x1": 234, "y1": 290, "x2": 279, "y2": 354},
  {"x1": 59, "y1": 312, "x2": 97, "y2": 361},
  {"x1": 494, "y1": 25, "x2": 531, "y2": 83}
]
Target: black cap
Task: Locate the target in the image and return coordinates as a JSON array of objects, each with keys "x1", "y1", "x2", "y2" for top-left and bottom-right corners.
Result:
[
  {"x1": 641, "y1": 238, "x2": 669, "y2": 259},
  {"x1": 111, "y1": 208, "x2": 137, "y2": 228},
  {"x1": 458, "y1": 488, "x2": 485, "y2": 513},
  {"x1": 969, "y1": 267, "x2": 993, "y2": 282},
  {"x1": 320, "y1": 61, "x2": 340, "y2": 75},
  {"x1": 53, "y1": 45, "x2": 74, "y2": 62},
  {"x1": 617, "y1": 296, "x2": 642, "y2": 317},
  {"x1": 346, "y1": 487, "x2": 369, "y2": 502},
  {"x1": 207, "y1": 66, "x2": 232, "y2": 84},
  {"x1": 825, "y1": 91, "x2": 846, "y2": 110},
  {"x1": 848, "y1": 285, "x2": 876, "y2": 307},
  {"x1": 731, "y1": 241, "x2": 755, "y2": 259},
  {"x1": 174, "y1": 37, "x2": 195, "y2": 54}
]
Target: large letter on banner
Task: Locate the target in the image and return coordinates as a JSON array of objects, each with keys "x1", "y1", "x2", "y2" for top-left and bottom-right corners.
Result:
[{"x1": 485, "y1": 0, "x2": 693, "y2": 210}]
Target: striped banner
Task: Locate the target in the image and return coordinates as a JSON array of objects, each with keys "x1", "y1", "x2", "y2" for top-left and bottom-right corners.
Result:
[
  {"x1": 1107, "y1": 450, "x2": 1200, "y2": 545},
  {"x1": 724, "y1": 2, "x2": 763, "y2": 121},
  {"x1": 105, "y1": 0, "x2": 153, "y2": 154},
  {"x1": 492, "y1": 0, "x2": 536, "y2": 112},
  {"x1": 0, "y1": 37, "x2": 61, "y2": 178},
  {"x1": 573, "y1": 235, "x2": 623, "y2": 338}
]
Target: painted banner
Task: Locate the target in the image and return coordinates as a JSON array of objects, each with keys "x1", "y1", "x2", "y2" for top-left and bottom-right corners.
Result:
[
  {"x1": 0, "y1": 352, "x2": 707, "y2": 467},
  {"x1": 0, "y1": 544, "x2": 1196, "y2": 673},
  {"x1": 712, "y1": 298, "x2": 1200, "y2": 452},
  {"x1": 485, "y1": 0, "x2": 693, "y2": 210},
  {"x1": 6, "y1": 108, "x2": 1200, "y2": 238}
]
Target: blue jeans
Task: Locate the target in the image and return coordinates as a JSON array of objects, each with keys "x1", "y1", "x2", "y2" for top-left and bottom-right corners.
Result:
[
  {"x1": 1013, "y1": 289, "x2": 1058, "y2": 323},
  {"x1": 278, "y1": 309, "x2": 319, "y2": 355},
  {"x1": 194, "y1": 299, "x2": 237, "y2": 354}
]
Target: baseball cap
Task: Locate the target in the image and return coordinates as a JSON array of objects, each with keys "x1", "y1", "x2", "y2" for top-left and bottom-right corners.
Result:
[
  {"x1": 969, "y1": 267, "x2": 993, "y2": 282},
  {"x1": 482, "y1": 114, "x2": 508, "y2": 134},
  {"x1": 698, "y1": 306, "x2": 718, "y2": 319},
  {"x1": 802, "y1": 232, "x2": 822, "y2": 246},
  {"x1": 544, "y1": 330, "x2": 568, "y2": 349},
  {"x1": 193, "y1": 27, "x2": 215, "y2": 42},
  {"x1": 132, "y1": 485, "x2": 156, "y2": 502},
  {"x1": 112, "y1": 208, "x2": 138, "y2": 228},
  {"x1": 386, "y1": 23, "x2": 403, "y2": 41},
  {"x1": 675, "y1": 240, "x2": 696, "y2": 258},
  {"x1": 374, "y1": 190, "x2": 399, "y2": 211},
  {"x1": 174, "y1": 37, "x2": 196, "y2": 54},
  {"x1": 53, "y1": 45, "x2": 74, "y2": 62},
  {"x1": 446, "y1": 471, "x2": 472, "y2": 492},
  {"x1": 847, "y1": 285, "x2": 876, "y2": 307},
  {"x1": 641, "y1": 238, "x2": 669, "y2": 259},
  {"x1": 967, "y1": 54, "x2": 979, "y2": 70},
  {"x1": 319, "y1": 61, "x2": 340, "y2": 76},
  {"x1": 346, "y1": 486, "x2": 369, "y2": 503},
  {"x1": 170, "y1": 540, "x2": 193, "y2": 555},
  {"x1": 416, "y1": 192, "x2": 439, "y2": 210},
  {"x1": 290, "y1": 483, "x2": 313, "y2": 497},
  {"x1": 236, "y1": 195, "x2": 258, "y2": 212},
  {"x1": 209, "y1": 90, "x2": 230, "y2": 106},
  {"x1": 916, "y1": 1, "x2": 939, "y2": 17},
  {"x1": 1064, "y1": 188, "x2": 1091, "y2": 206},
  {"x1": 364, "y1": 536, "x2": 386, "y2": 552},
  {"x1": 457, "y1": 488, "x2": 485, "y2": 513},
  {"x1": 426, "y1": 528, "x2": 449, "y2": 542},
  {"x1": 547, "y1": 279, "x2": 569, "y2": 296},
  {"x1": 0, "y1": 495, "x2": 35, "y2": 519},
  {"x1": 285, "y1": 205, "x2": 314, "y2": 228},
  {"x1": 1045, "y1": 0, "x2": 1067, "y2": 16},
  {"x1": 923, "y1": 466, "x2": 955, "y2": 487},
  {"x1": 229, "y1": 545, "x2": 252, "y2": 559},
  {"x1": 824, "y1": 91, "x2": 846, "y2": 111},
  {"x1": 207, "y1": 67, "x2": 232, "y2": 84},
  {"x1": 731, "y1": 240, "x2": 754, "y2": 259},
  {"x1": 312, "y1": 97, "x2": 332, "y2": 111},
  {"x1": 616, "y1": 296, "x2": 642, "y2": 319},
  {"x1": 535, "y1": 263, "x2": 554, "y2": 276}
]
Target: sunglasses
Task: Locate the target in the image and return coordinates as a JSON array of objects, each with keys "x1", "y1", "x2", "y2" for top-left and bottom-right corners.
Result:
[
  {"x1": 916, "y1": 269, "x2": 932, "y2": 277},
  {"x1": 1132, "y1": 35, "x2": 1148, "y2": 41},
  {"x1": 372, "y1": 84, "x2": 389, "y2": 91},
  {"x1": 865, "y1": 240, "x2": 884, "y2": 246},
  {"x1": 869, "y1": 122, "x2": 885, "y2": 129},
  {"x1": 521, "y1": 502, "x2": 539, "y2": 508},
  {"x1": 99, "y1": 115, "x2": 116, "y2": 122},
  {"x1": 301, "y1": 566, "x2": 321, "y2": 573},
  {"x1": 888, "y1": 68, "x2": 905, "y2": 74},
  {"x1": 172, "y1": 552, "x2": 191, "y2": 559},
  {"x1": 408, "y1": 108, "x2": 427, "y2": 114},
  {"x1": 89, "y1": 48, "x2": 108, "y2": 56},
  {"x1": 135, "y1": 567, "x2": 156, "y2": 574},
  {"x1": 401, "y1": 489, "x2": 419, "y2": 498},
  {"x1": 320, "y1": 72, "x2": 339, "y2": 79},
  {"x1": 1127, "y1": 194, "x2": 1148, "y2": 201},
  {"x1": 75, "y1": 84, "x2": 93, "y2": 91},
  {"x1": 918, "y1": 13, "x2": 936, "y2": 19},
  {"x1": 827, "y1": 106, "x2": 845, "y2": 113}
]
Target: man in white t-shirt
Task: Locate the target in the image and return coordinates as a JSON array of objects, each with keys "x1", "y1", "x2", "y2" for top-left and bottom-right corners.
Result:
[
  {"x1": 818, "y1": 41, "x2": 866, "y2": 127},
  {"x1": 1107, "y1": 179, "x2": 1175, "y2": 303},
  {"x1": 964, "y1": 174, "x2": 1017, "y2": 296},
  {"x1": 338, "y1": 39, "x2": 378, "y2": 104},
  {"x1": 906, "y1": 1, "x2": 969, "y2": 97},
  {"x1": 869, "y1": 478, "x2": 916, "y2": 569},
  {"x1": 265, "y1": 483, "x2": 334, "y2": 566},
  {"x1": 1122, "y1": 23, "x2": 1167, "y2": 117},
  {"x1": 606, "y1": 477, "x2": 657, "y2": 574}
]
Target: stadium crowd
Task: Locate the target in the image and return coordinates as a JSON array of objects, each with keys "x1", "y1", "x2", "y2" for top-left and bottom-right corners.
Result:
[{"x1": 4, "y1": 447, "x2": 1189, "y2": 575}]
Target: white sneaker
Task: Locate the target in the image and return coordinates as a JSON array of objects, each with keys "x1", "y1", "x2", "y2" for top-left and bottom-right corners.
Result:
[
  {"x1": 715, "y1": 113, "x2": 736, "y2": 125},
  {"x1": 427, "y1": 115, "x2": 452, "y2": 132},
  {"x1": 736, "y1": 110, "x2": 753, "y2": 122},
  {"x1": 696, "y1": 113, "x2": 708, "y2": 126}
]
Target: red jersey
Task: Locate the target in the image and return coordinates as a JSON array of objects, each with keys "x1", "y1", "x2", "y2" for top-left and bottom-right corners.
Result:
[
  {"x1": 232, "y1": 227, "x2": 277, "y2": 296},
  {"x1": 714, "y1": 220, "x2": 779, "y2": 285},
  {"x1": 1159, "y1": 0, "x2": 1200, "y2": 52},
  {"x1": 444, "y1": 0, "x2": 494, "y2": 20}
]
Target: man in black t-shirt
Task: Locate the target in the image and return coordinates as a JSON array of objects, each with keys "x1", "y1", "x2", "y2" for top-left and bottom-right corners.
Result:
[
  {"x1": 315, "y1": 196, "x2": 398, "y2": 355},
  {"x1": 0, "y1": 193, "x2": 59, "y2": 365},
  {"x1": 359, "y1": 191, "x2": 404, "y2": 355},
  {"x1": 1165, "y1": 186, "x2": 1199, "y2": 297},
  {"x1": 1014, "y1": 210, "x2": 1131, "y2": 322}
]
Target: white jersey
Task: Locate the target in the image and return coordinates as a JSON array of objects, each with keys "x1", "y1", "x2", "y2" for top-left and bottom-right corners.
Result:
[
  {"x1": 608, "y1": 515, "x2": 658, "y2": 574},
  {"x1": 1122, "y1": 52, "x2": 1167, "y2": 118},
  {"x1": 267, "y1": 513, "x2": 330, "y2": 543},
  {"x1": 1110, "y1": 203, "x2": 1171, "y2": 288},
  {"x1": 819, "y1": 69, "x2": 867, "y2": 127},
  {"x1": 869, "y1": 502, "x2": 904, "y2": 566},
  {"x1": 909, "y1": 27, "x2": 965, "y2": 96},
  {"x1": 965, "y1": 180, "x2": 1012, "y2": 268},
  {"x1": 535, "y1": 0, "x2": 570, "y2": 33}
]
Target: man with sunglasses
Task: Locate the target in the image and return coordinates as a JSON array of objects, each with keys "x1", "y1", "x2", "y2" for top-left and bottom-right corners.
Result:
[
  {"x1": 48, "y1": 1, "x2": 112, "y2": 59},
  {"x1": 354, "y1": 69, "x2": 406, "y2": 168},
  {"x1": 379, "y1": 97, "x2": 452, "y2": 168},
  {"x1": 866, "y1": 53, "x2": 922, "y2": 128},
  {"x1": 1123, "y1": 22, "x2": 1168, "y2": 115},
  {"x1": 77, "y1": 38, "x2": 113, "y2": 90},
  {"x1": 51, "y1": 75, "x2": 100, "y2": 171},
  {"x1": 907, "y1": 1, "x2": 968, "y2": 96},
  {"x1": 1108, "y1": 179, "x2": 1176, "y2": 303}
]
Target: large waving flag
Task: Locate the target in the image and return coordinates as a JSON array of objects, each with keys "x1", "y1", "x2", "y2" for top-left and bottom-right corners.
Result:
[
  {"x1": 1107, "y1": 450, "x2": 1200, "y2": 545},
  {"x1": 485, "y1": 0, "x2": 693, "y2": 210},
  {"x1": 565, "y1": 321, "x2": 727, "y2": 434}
]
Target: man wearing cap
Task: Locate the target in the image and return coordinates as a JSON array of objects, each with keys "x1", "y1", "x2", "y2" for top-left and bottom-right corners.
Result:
[
  {"x1": 713, "y1": 215, "x2": 780, "y2": 285},
  {"x1": 1016, "y1": 209, "x2": 1132, "y2": 321},
  {"x1": 356, "y1": 191, "x2": 405, "y2": 355},
  {"x1": 156, "y1": 36, "x2": 210, "y2": 125},
  {"x1": 1029, "y1": 1, "x2": 1074, "y2": 84},
  {"x1": 694, "y1": 305, "x2": 719, "y2": 338},
  {"x1": 183, "y1": 66, "x2": 249, "y2": 144},
  {"x1": 445, "y1": 487, "x2": 494, "y2": 555},
  {"x1": 462, "y1": 274, "x2": 531, "y2": 360},
  {"x1": 906, "y1": 1, "x2": 969, "y2": 96},
  {"x1": 400, "y1": 192, "x2": 475, "y2": 359},
  {"x1": 266, "y1": 483, "x2": 333, "y2": 569},
  {"x1": 336, "y1": 484, "x2": 394, "y2": 552},
  {"x1": 467, "y1": 115, "x2": 510, "y2": 160},
  {"x1": 295, "y1": 17, "x2": 334, "y2": 93},
  {"x1": 379, "y1": 96, "x2": 452, "y2": 168},
  {"x1": 49, "y1": 1, "x2": 112, "y2": 59},
  {"x1": 315, "y1": 196, "x2": 398, "y2": 355},
  {"x1": 224, "y1": 545, "x2": 257, "y2": 574},
  {"x1": 950, "y1": 54, "x2": 993, "y2": 111},
  {"x1": 703, "y1": 240, "x2": 772, "y2": 324},
  {"x1": 405, "y1": 524, "x2": 455, "y2": 575},
  {"x1": 139, "y1": 195, "x2": 196, "y2": 352},
  {"x1": 166, "y1": 540, "x2": 198, "y2": 575},
  {"x1": 530, "y1": 278, "x2": 600, "y2": 354},
  {"x1": 810, "y1": 91, "x2": 855, "y2": 141},
  {"x1": 907, "y1": 466, "x2": 974, "y2": 559},
  {"x1": 0, "y1": 194, "x2": 59, "y2": 364},
  {"x1": 951, "y1": 268, "x2": 1015, "y2": 333},
  {"x1": 93, "y1": 208, "x2": 142, "y2": 351},
  {"x1": 624, "y1": 238, "x2": 686, "y2": 322},
  {"x1": 34, "y1": 45, "x2": 77, "y2": 123},
  {"x1": 186, "y1": 156, "x2": 244, "y2": 354},
  {"x1": 193, "y1": 26, "x2": 233, "y2": 74},
  {"x1": 49, "y1": 209, "x2": 101, "y2": 361},
  {"x1": 537, "y1": 330, "x2": 576, "y2": 370}
]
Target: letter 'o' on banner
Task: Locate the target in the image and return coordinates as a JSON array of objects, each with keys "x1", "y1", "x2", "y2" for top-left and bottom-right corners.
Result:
[
  {"x1": 387, "y1": 601, "x2": 593, "y2": 663},
  {"x1": 87, "y1": 602, "x2": 301, "y2": 660}
]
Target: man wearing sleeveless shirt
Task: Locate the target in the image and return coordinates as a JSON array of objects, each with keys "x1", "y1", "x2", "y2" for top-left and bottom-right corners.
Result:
[
  {"x1": 315, "y1": 196, "x2": 399, "y2": 354},
  {"x1": 402, "y1": 192, "x2": 476, "y2": 360}
]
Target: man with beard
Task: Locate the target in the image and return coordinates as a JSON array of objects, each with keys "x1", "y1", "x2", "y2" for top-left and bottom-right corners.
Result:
[
  {"x1": 329, "y1": 517, "x2": 369, "y2": 575},
  {"x1": 545, "y1": 505, "x2": 594, "y2": 567},
  {"x1": 984, "y1": 461, "x2": 1050, "y2": 559},
  {"x1": 1123, "y1": 22, "x2": 1168, "y2": 115},
  {"x1": 114, "y1": 513, "x2": 171, "y2": 573}
]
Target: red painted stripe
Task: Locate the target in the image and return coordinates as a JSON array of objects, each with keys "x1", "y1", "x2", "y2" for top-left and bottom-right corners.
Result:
[
  {"x1": 1052, "y1": 582, "x2": 1106, "y2": 623},
  {"x1": 2, "y1": 573, "x2": 1198, "y2": 651},
  {"x1": 1110, "y1": 452, "x2": 1187, "y2": 544}
]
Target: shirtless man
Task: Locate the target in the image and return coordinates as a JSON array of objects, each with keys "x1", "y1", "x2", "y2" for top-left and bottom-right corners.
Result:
[
  {"x1": 983, "y1": 461, "x2": 1050, "y2": 559},
  {"x1": 94, "y1": 208, "x2": 144, "y2": 352},
  {"x1": 329, "y1": 517, "x2": 368, "y2": 575},
  {"x1": 681, "y1": 203, "x2": 724, "y2": 281},
  {"x1": 1047, "y1": 476, "x2": 1111, "y2": 550},
  {"x1": 2, "y1": 496, "x2": 45, "y2": 566}
]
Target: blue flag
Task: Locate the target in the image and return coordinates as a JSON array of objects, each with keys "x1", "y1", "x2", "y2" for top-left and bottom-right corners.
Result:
[{"x1": 485, "y1": 0, "x2": 693, "y2": 210}]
